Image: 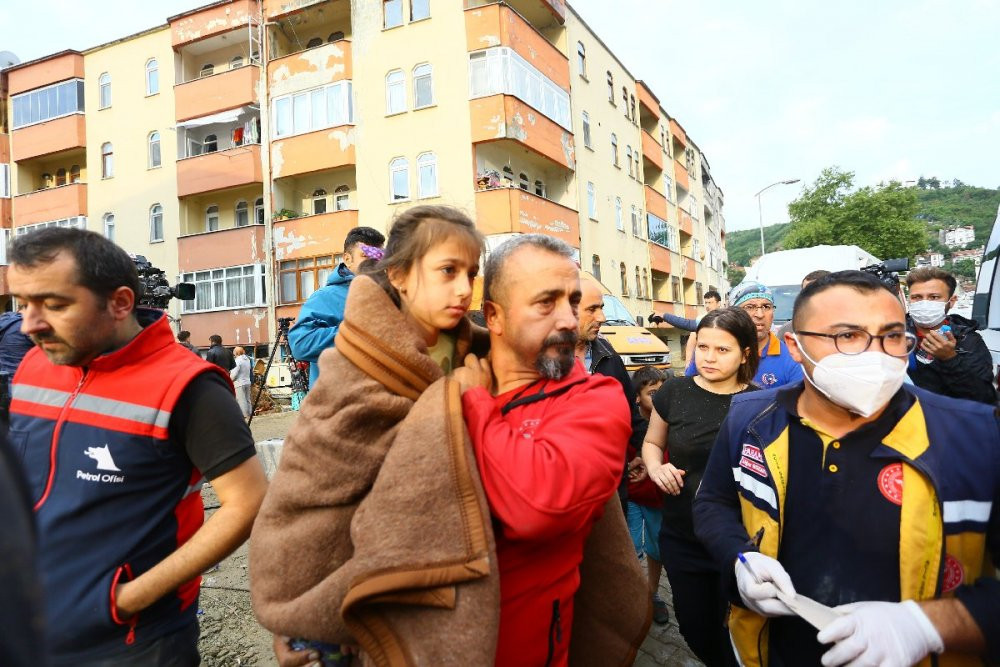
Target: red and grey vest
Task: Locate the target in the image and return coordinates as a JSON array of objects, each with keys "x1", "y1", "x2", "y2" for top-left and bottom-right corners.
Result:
[{"x1": 9, "y1": 309, "x2": 231, "y2": 662}]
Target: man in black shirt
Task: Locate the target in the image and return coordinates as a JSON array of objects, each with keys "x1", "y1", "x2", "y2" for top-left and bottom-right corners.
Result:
[{"x1": 206, "y1": 334, "x2": 235, "y2": 371}]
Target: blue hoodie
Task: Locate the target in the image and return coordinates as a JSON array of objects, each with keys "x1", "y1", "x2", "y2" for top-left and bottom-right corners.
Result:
[{"x1": 288, "y1": 263, "x2": 353, "y2": 387}]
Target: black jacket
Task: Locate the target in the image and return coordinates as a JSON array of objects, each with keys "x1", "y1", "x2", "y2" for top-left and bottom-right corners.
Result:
[
  {"x1": 206, "y1": 343, "x2": 236, "y2": 371},
  {"x1": 908, "y1": 313, "x2": 996, "y2": 405}
]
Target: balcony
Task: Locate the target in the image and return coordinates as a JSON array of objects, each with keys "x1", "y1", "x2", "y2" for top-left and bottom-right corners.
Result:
[
  {"x1": 669, "y1": 119, "x2": 687, "y2": 149},
  {"x1": 11, "y1": 115, "x2": 86, "y2": 162},
  {"x1": 644, "y1": 185, "x2": 667, "y2": 220},
  {"x1": 469, "y1": 0, "x2": 566, "y2": 29},
  {"x1": 641, "y1": 130, "x2": 664, "y2": 172},
  {"x1": 474, "y1": 187, "x2": 580, "y2": 248},
  {"x1": 0, "y1": 199, "x2": 10, "y2": 229},
  {"x1": 678, "y1": 208, "x2": 694, "y2": 236},
  {"x1": 176, "y1": 66, "x2": 258, "y2": 122},
  {"x1": 12, "y1": 183, "x2": 87, "y2": 226},
  {"x1": 636, "y1": 81, "x2": 659, "y2": 119},
  {"x1": 268, "y1": 40, "x2": 352, "y2": 98},
  {"x1": 6, "y1": 52, "x2": 84, "y2": 97},
  {"x1": 649, "y1": 243, "x2": 672, "y2": 274},
  {"x1": 265, "y1": 0, "x2": 328, "y2": 20},
  {"x1": 674, "y1": 160, "x2": 690, "y2": 193},
  {"x1": 680, "y1": 256, "x2": 698, "y2": 281},
  {"x1": 177, "y1": 144, "x2": 263, "y2": 198},
  {"x1": 465, "y1": 4, "x2": 569, "y2": 91},
  {"x1": 271, "y1": 126, "x2": 355, "y2": 179},
  {"x1": 273, "y1": 209, "x2": 359, "y2": 262},
  {"x1": 170, "y1": 0, "x2": 257, "y2": 48},
  {"x1": 471, "y1": 95, "x2": 575, "y2": 169},
  {"x1": 178, "y1": 224, "x2": 265, "y2": 273}
]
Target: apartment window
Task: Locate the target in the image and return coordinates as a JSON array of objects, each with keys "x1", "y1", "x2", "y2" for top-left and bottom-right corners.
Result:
[
  {"x1": 206, "y1": 205, "x2": 220, "y2": 232},
  {"x1": 468, "y1": 48, "x2": 571, "y2": 129},
  {"x1": 647, "y1": 212, "x2": 668, "y2": 247},
  {"x1": 413, "y1": 63, "x2": 433, "y2": 108},
  {"x1": 696, "y1": 282, "x2": 704, "y2": 305},
  {"x1": 635, "y1": 267, "x2": 642, "y2": 298},
  {"x1": 622, "y1": 86, "x2": 628, "y2": 115},
  {"x1": 328, "y1": 31, "x2": 345, "y2": 42},
  {"x1": 181, "y1": 264, "x2": 265, "y2": 313},
  {"x1": 586, "y1": 182, "x2": 597, "y2": 220},
  {"x1": 642, "y1": 269, "x2": 649, "y2": 299},
  {"x1": 15, "y1": 217, "x2": 86, "y2": 237},
  {"x1": 148, "y1": 131, "x2": 161, "y2": 168},
  {"x1": 518, "y1": 172, "x2": 529, "y2": 191},
  {"x1": 620, "y1": 263, "x2": 628, "y2": 296},
  {"x1": 99, "y1": 73, "x2": 111, "y2": 109},
  {"x1": 41, "y1": 173, "x2": 53, "y2": 189},
  {"x1": 311, "y1": 190, "x2": 327, "y2": 215},
  {"x1": 200, "y1": 64, "x2": 214, "y2": 78},
  {"x1": 672, "y1": 276, "x2": 682, "y2": 302},
  {"x1": 390, "y1": 157, "x2": 409, "y2": 201},
  {"x1": 278, "y1": 256, "x2": 335, "y2": 304},
  {"x1": 592, "y1": 255, "x2": 601, "y2": 282},
  {"x1": 386, "y1": 69, "x2": 405, "y2": 114},
  {"x1": 150, "y1": 204, "x2": 163, "y2": 242},
  {"x1": 103, "y1": 213, "x2": 115, "y2": 242},
  {"x1": 0, "y1": 165, "x2": 9, "y2": 198},
  {"x1": 272, "y1": 81, "x2": 353, "y2": 138},
  {"x1": 664, "y1": 175, "x2": 673, "y2": 202},
  {"x1": 660, "y1": 125, "x2": 667, "y2": 151},
  {"x1": 631, "y1": 205, "x2": 640, "y2": 236},
  {"x1": 582, "y1": 110, "x2": 591, "y2": 149},
  {"x1": 334, "y1": 185, "x2": 350, "y2": 210},
  {"x1": 231, "y1": 55, "x2": 245, "y2": 68},
  {"x1": 607, "y1": 71, "x2": 614, "y2": 104},
  {"x1": 634, "y1": 152, "x2": 641, "y2": 180},
  {"x1": 70, "y1": 165, "x2": 81, "y2": 183},
  {"x1": 693, "y1": 238, "x2": 700, "y2": 259},
  {"x1": 411, "y1": 0, "x2": 430, "y2": 21},
  {"x1": 255, "y1": 197, "x2": 265, "y2": 225},
  {"x1": 236, "y1": 200, "x2": 250, "y2": 226},
  {"x1": 384, "y1": 0, "x2": 403, "y2": 28},
  {"x1": 203, "y1": 134, "x2": 218, "y2": 153},
  {"x1": 56, "y1": 168, "x2": 67, "y2": 187},
  {"x1": 145, "y1": 59, "x2": 159, "y2": 95},
  {"x1": 611, "y1": 133, "x2": 618, "y2": 167},
  {"x1": 576, "y1": 41, "x2": 587, "y2": 78},
  {"x1": 417, "y1": 152, "x2": 438, "y2": 198},
  {"x1": 534, "y1": 179, "x2": 545, "y2": 198},
  {"x1": 101, "y1": 143, "x2": 113, "y2": 179},
  {"x1": 306, "y1": 37, "x2": 323, "y2": 49},
  {"x1": 11, "y1": 79, "x2": 85, "y2": 129},
  {"x1": 615, "y1": 197, "x2": 624, "y2": 231},
  {"x1": 502, "y1": 165, "x2": 514, "y2": 184},
  {"x1": 630, "y1": 95, "x2": 636, "y2": 122},
  {"x1": 626, "y1": 146, "x2": 633, "y2": 177}
]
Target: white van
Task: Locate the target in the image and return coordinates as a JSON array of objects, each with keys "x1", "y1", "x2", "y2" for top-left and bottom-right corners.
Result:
[{"x1": 970, "y1": 204, "x2": 1000, "y2": 375}]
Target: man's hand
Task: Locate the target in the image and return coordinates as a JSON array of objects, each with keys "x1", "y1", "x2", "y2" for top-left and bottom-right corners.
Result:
[
  {"x1": 627, "y1": 457, "x2": 647, "y2": 483},
  {"x1": 921, "y1": 329, "x2": 957, "y2": 361},
  {"x1": 452, "y1": 354, "x2": 492, "y2": 394},
  {"x1": 114, "y1": 580, "x2": 141, "y2": 620},
  {"x1": 648, "y1": 462, "x2": 685, "y2": 495},
  {"x1": 272, "y1": 635, "x2": 320, "y2": 667},
  {"x1": 817, "y1": 600, "x2": 943, "y2": 667},
  {"x1": 734, "y1": 552, "x2": 796, "y2": 617}
]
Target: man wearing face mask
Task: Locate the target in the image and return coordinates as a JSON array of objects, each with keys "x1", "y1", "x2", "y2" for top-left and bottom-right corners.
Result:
[
  {"x1": 693, "y1": 271, "x2": 1000, "y2": 666},
  {"x1": 905, "y1": 267, "x2": 996, "y2": 404}
]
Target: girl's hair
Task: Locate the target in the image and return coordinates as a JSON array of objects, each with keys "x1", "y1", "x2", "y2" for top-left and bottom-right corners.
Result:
[
  {"x1": 365, "y1": 205, "x2": 485, "y2": 308},
  {"x1": 695, "y1": 307, "x2": 760, "y2": 386}
]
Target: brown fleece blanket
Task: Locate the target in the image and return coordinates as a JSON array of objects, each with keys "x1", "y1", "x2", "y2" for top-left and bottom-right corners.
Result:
[{"x1": 250, "y1": 276, "x2": 498, "y2": 666}]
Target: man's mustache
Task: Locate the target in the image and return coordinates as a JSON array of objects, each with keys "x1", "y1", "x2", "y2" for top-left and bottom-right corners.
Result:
[{"x1": 542, "y1": 331, "x2": 577, "y2": 349}]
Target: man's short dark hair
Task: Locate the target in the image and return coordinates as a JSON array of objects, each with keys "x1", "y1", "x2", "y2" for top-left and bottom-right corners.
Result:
[
  {"x1": 177, "y1": 330, "x2": 191, "y2": 342},
  {"x1": 802, "y1": 269, "x2": 831, "y2": 284},
  {"x1": 209, "y1": 334, "x2": 222, "y2": 345},
  {"x1": 704, "y1": 290, "x2": 722, "y2": 302},
  {"x1": 9, "y1": 227, "x2": 141, "y2": 309},
  {"x1": 344, "y1": 226, "x2": 385, "y2": 254},
  {"x1": 906, "y1": 266, "x2": 957, "y2": 298},
  {"x1": 792, "y1": 270, "x2": 899, "y2": 330},
  {"x1": 484, "y1": 234, "x2": 575, "y2": 307},
  {"x1": 631, "y1": 365, "x2": 665, "y2": 392}
]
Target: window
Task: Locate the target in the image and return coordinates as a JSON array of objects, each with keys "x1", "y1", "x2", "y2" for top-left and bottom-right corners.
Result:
[
  {"x1": 576, "y1": 41, "x2": 587, "y2": 78},
  {"x1": 206, "y1": 205, "x2": 220, "y2": 232},
  {"x1": 672, "y1": 276, "x2": 682, "y2": 302},
  {"x1": 311, "y1": 190, "x2": 327, "y2": 215},
  {"x1": 518, "y1": 172, "x2": 529, "y2": 191},
  {"x1": 413, "y1": 63, "x2": 433, "y2": 108},
  {"x1": 236, "y1": 200, "x2": 250, "y2": 226},
  {"x1": 334, "y1": 185, "x2": 350, "y2": 210},
  {"x1": 181, "y1": 264, "x2": 266, "y2": 313},
  {"x1": 647, "y1": 212, "x2": 668, "y2": 247},
  {"x1": 468, "y1": 48, "x2": 571, "y2": 129},
  {"x1": 386, "y1": 69, "x2": 405, "y2": 114},
  {"x1": 630, "y1": 95, "x2": 636, "y2": 122},
  {"x1": 626, "y1": 146, "x2": 633, "y2": 177},
  {"x1": 146, "y1": 59, "x2": 159, "y2": 95},
  {"x1": 642, "y1": 269, "x2": 649, "y2": 299},
  {"x1": 635, "y1": 267, "x2": 642, "y2": 298},
  {"x1": 278, "y1": 256, "x2": 335, "y2": 304},
  {"x1": 390, "y1": 157, "x2": 409, "y2": 201},
  {"x1": 696, "y1": 282, "x2": 704, "y2": 305},
  {"x1": 56, "y1": 168, "x2": 67, "y2": 187},
  {"x1": 384, "y1": 0, "x2": 403, "y2": 28},
  {"x1": 586, "y1": 182, "x2": 597, "y2": 220},
  {"x1": 231, "y1": 55, "x2": 244, "y2": 68},
  {"x1": 693, "y1": 238, "x2": 701, "y2": 259},
  {"x1": 622, "y1": 86, "x2": 628, "y2": 115},
  {"x1": 14, "y1": 217, "x2": 86, "y2": 237},
  {"x1": 328, "y1": 31, "x2": 345, "y2": 42},
  {"x1": 11, "y1": 79, "x2": 85, "y2": 129},
  {"x1": 634, "y1": 152, "x2": 641, "y2": 180},
  {"x1": 664, "y1": 175, "x2": 673, "y2": 202},
  {"x1": 148, "y1": 131, "x2": 161, "y2": 168},
  {"x1": 633, "y1": 206, "x2": 643, "y2": 237},
  {"x1": 200, "y1": 64, "x2": 214, "y2": 78},
  {"x1": 306, "y1": 37, "x2": 323, "y2": 49},
  {"x1": 660, "y1": 125, "x2": 667, "y2": 151},
  {"x1": 0, "y1": 164, "x2": 9, "y2": 198},
  {"x1": 101, "y1": 143, "x2": 113, "y2": 178},
  {"x1": 502, "y1": 165, "x2": 514, "y2": 184},
  {"x1": 620, "y1": 263, "x2": 628, "y2": 296},
  {"x1": 203, "y1": 134, "x2": 218, "y2": 153},
  {"x1": 150, "y1": 204, "x2": 163, "y2": 242},
  {"x1": 41, "y1": 173, "x2": 53, "y2": 189},
  {"x1": 611, "y1": 134, "x2": 618, "y2": 166},
  {"x1": 592, "y1": 255, "x2": 601, "y2": 282},
  {"x1": 615, "y1": 197, "x2": 624, "y2": 231},
  {"x1": 411, "y1": 0, "x2": 430, "y2": 21},
  {"x1": 417, "y1": 152, "x2": 438, "y2": 198},
  {"x1": 534, "y1": 179, "x2": 545, "y2": 198},
  {"x1": 255, "y1": 197, "x2": 265, "y2": 225},
  {"x1": 607, "y1": 71, "x2": 614, "y2": 104},
  {"x1": 272, "y1": 81, "x2": 353, "y2": 138},
  {"x1": 99, "y1": 73, "x2": 111, "y2": 109},
  {"x1": 70, "y1": 165, "x2": 81, "y2": 183},
  {"x1": 103, "y1": 213, "x2": 115, "y2": 242},
  {"x1": 582, "y1": 110, "x2": 591, "y2": 148}
]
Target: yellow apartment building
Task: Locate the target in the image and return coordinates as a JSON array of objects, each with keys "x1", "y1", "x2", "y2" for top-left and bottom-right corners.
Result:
[{"x1": 0, "y1": 0, "x2": 728, "y2": 356}]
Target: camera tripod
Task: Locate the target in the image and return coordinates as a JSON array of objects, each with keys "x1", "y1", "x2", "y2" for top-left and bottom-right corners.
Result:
[{"x1": 247, "y1": 317, "x2": 307, "y2": 425}]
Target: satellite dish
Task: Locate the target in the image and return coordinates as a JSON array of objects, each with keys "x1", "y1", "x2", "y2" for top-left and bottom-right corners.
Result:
[{"x1": 0, "y1": 51, "x2": 20, "y2": 69}]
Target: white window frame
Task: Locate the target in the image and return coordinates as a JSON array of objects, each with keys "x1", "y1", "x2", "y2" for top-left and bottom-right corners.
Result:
[
  {"x1": 334, "y1": 185, "x2": 350, "y2": 210},
  {"x1": 631, "y1": 205, "x2": 640, "y2": 237},
  {"x1": 15, "y1": 217, "x2": 86, "y2": 238},
  {"x1": 103, "y1": 213, "x2": 115, "y2": 242},
  {"x1": 206, "y1": 205, "x2": 220, "y2": 232},
  {"x1": 412, "y1": 63, "x2": 433, "y2": 109},
  {"x1": 272, "y1": 81, "x2": 353, "y2": 139},
  {"x1": 411, "y1": 0, "x2": 430, "y2": 21},
  {"x1": 386, "y1": 69, "x2": 405, "y2": 115},
  {"x1": 150, "y1": 204, "x2": 164, "y2": 242},
  {"x1": 383, "y1": 0, "x2": 404, "y2": 29},
  {"x1": 576, "y1": 41, "x2": 587, "y2": 78},
  {"x1": 99, "y1": 73, "x2": 112, "y2": 109},
  {"x1": 417, "y1": 152, "x2": 438, "y2": 199},
  {"x1": 11, "y1": 79, "x2": 85, "y2": 129},
  {"x1": 148, "y1": 131, "x2": 161, "y2": 168},
  {"x1": 390, "y1": 157, "x2": 410, "y2": 201},
  {"x1": 468, "y1": 47, "x2": 571, "y2": 130},
  {"x1": 101, "y1": 143, "x2": 113, "y2": 179},
  {"x1": 0, "y1": 164, "x2": 9, "y2": 199},
  {"x1": 582, "y1": 110, "x2": 591, "y2": 149},
  {"x1": 586, "y1": 182, "x2": 597, "y2": 220},
  {"x1": 180, "y1": 264, "x2": 267, "y2": 314},
  {"x1": 254, "y1": 197, "x2": 265, "y2": 225},
  {"x1": 611, "y1": 133, "x2": 618, "y2": 167},
  {"x1": 145, "y1": 59, "x2": 159, "y2": 95},
  {"x1": 235, "y1": 200, "x2": 250, "y2": 227},
  {"x1": 615, "y1": 197, "x2": 624, "y2": 232}
]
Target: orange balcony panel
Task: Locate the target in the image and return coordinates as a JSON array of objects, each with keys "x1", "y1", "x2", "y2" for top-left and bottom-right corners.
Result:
[
  {"x1": 11, "y1": 115, "x2": 86, "y2": 162},
  {"x1": 649, "y1": 243, "x2": 671, "y2": 274},
  {"x1": 641, "y1": 130, "x2": 664, "y2": 171},
  {"x1": 678, "y1": 209, "x2": 694, "y2": 236},
  {"x1": 273, "y1": 210, "x2": 359, "y2": 262},
  {"x1": 465, "y1": 4, "x2": 569, "y2": 91},
  {"x1": 264, "y1": 0, "x2": 327, "y2": 20},
  {"x1": 181, "y1": 310, "x2": 271, "y2": 348},
  {"x1": 644, "y1": 185, "x2": 667, "y2": 220},
  {"x1": 673, "y1": 160, "x2": 690, "y2": 192},
  {"x1": 268, "y1": 41, "x2": 352, "y2": 97},
  {"x1": 7, "y1": 52, "x2": 84, "y2": 97},
  {"x1": 0, "y1": 133, "x2": 9, "y2": 162},
  {"x1": 474, "y1": 188, "x2": 580, "y2": 248},
  {"x1": 13, "y1": 184, "x2": 87, "y2": 226},
  {"x1": 175, "y1": 66, "x2": 258, "y2": 122},
  {"x1": 653, "y1": 300, "x2": 674, "y2": 317},
  {"x1": 0, "y1": 199, "x2": 11, "y2": 228},
  {"x1": 669, "y1": 119, "x2": 687, "y2": 148},
  {"x1": 177, "y1": 145, "x2": 263, "y2": 198},
  {"x1": 170, "y1": 0, "x2": 257, "y2": 48},
  {"x1": 685, "y1": 305, "x2": 698, "y2": 319},
  {"x1": 471, "y1": 95, "x2": 575, "y2": 170},
  {"x1": 271, "y1": 126, "x2": 355, "y2": 179},
  {"x1": 178, "y1": 224, "x2": 266, "y2": 273},
  {"x1": 636, "y1": 81, "x2": 659, "y2": 118}
]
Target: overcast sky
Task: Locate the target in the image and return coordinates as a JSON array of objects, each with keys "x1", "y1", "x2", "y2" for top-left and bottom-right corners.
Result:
[{"x1": 4, "y1": 0, "x2": 998, "y2": 231}]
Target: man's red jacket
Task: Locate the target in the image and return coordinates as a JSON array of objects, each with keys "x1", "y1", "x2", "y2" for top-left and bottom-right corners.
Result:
[{"x1": 462, "y1": 362, "x2": 631, "y2": 667}]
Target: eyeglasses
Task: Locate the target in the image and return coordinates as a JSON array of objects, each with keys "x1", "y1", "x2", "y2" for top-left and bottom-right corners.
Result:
[
  {"x1": 740, "y1": 303, "x2": 774, "y2": 314},
  {"x1": 795, "y1": 329, "x2": 917, "y2": 357}
]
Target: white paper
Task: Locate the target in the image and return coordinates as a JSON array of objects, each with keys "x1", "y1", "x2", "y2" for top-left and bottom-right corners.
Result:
[{"x1": 777, "y1": 591, "x2": 841, "y2": 630}]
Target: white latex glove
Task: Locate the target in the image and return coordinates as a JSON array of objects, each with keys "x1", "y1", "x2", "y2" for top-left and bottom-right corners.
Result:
[
  {"x1": 734, "y1": 552, "x2": 796, "y2": 616},
  {"x1": 818, "y1": 600, "x2": 944, "y2": 667}
]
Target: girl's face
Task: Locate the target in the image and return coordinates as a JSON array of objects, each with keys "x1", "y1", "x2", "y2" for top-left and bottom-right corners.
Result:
[
  {"x1": 695, "y1": 326, "x2": 748, "y2": 383},
  {"x1": 392, "y1": 235, "x2": 479, "y2": 343}
]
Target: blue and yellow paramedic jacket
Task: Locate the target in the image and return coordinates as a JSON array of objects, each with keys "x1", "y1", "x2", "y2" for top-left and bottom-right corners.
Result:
[{"x1": 693, "y1": 382, "x2": 1000, "y2": 667}]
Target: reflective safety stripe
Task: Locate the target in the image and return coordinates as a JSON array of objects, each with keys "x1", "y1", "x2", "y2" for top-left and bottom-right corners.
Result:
[
  {"x1": 732, "y1": 467, "x2": 778, "y2": 511},
  {"x1": 12, "y1": 383, "x2": 171, "y2": 428},
  {"x1": 943, "y1": 500, "x2": 992, "y2": 524},
  {"x1": 12, "y1": 383, "x2": 75, "y2": 408}
]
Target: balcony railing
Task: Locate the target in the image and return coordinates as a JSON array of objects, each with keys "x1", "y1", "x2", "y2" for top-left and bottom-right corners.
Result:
[
  {"x1": 12, "y1": 183, "x2": 87, "y2": 226},
  {"x1": 474, "y1": 187, "x2": 579, "y2": 248}
]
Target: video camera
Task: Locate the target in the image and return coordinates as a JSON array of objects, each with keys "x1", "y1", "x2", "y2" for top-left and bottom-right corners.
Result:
[
  {"x1": 860, "y1": 257, "x2": 909, "y2": 293},
  {"x1": 131, "y1": 254, "x2": 195, "y2": 309},
  {"x1": 277, "y1": 316, "x2": 295, "y2": 334}
]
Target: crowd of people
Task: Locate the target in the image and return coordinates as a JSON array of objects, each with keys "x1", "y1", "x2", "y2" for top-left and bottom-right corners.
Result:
[{"x1": 0, "y1": 205, "x2": 997, "y2": 667}]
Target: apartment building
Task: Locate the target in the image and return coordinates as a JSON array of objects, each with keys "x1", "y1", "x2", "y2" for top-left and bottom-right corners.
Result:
[{"x1": 0, "y1": 0, "x2": 728, "y2": 354}]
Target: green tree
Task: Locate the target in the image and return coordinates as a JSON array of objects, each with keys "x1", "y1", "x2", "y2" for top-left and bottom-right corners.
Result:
[
  {"x1": 783, "y1": 167, "x2": 924, "y2": 260},
  {"x1": 952, "y1": 259, "x2": 977, "y2": 279},
  {"x1": 727, "y1": 265, "x2": 746, "y2": 285}
]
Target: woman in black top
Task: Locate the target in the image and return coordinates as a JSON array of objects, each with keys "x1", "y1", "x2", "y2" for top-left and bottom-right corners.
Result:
[{"x1": 642, "y1": 308, "x2": 761, "y2": 667}]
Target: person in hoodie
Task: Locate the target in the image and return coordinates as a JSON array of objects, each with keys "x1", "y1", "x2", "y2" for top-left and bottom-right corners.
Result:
[
  {"x1": 905, "y1": 266, "x2": 996, "y2": 404},
  {"x1": 287, "y1": 227, "x2": 386, "y2": 389}
]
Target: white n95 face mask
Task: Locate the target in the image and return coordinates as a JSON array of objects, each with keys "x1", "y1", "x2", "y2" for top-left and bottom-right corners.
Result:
[
  {"x1": 793, "y1": 339, "x2": 907, "y2": 418},
  {"x1": 908, "y1": 300, "x2": 947, "y2": 328}
]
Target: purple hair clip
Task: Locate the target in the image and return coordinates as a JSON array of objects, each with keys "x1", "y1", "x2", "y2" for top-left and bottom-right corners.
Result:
[{"x1": 359, "y1": 244, "x2": 384, "y2": 262}]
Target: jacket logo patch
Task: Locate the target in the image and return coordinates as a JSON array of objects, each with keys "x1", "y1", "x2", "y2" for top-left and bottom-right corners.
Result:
[
  {"x1": 77, "y1": 445, "x2": 125, "y2": 484},
  {"x1": 877, "y1": 463, "x2": 903, "y2": 506},
  {"x1": 739, "y1": 455, "x2": 768, "y2": 478},
  {"x1": 741, "y1": 444, "x2": 764, "y2": 463},
  {"x1": 942, "y1": 554, "x2": 964, "y2": 594},
  {"x1": 759, "y1": 372, "x2": 779, "y2": 387},
  {"x1": 519, "y1": 419, "x2": 540, "y2": 440}
]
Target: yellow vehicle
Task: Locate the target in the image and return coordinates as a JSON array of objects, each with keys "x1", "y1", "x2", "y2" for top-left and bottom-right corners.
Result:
[{"x1": 586, "y1": 274, "x2": 671, "y2": 373}]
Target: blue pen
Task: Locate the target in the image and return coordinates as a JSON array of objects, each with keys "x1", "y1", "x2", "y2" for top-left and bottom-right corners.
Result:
[{"x1": 737, "y1": 552, "x2": 764, "y2": 585}]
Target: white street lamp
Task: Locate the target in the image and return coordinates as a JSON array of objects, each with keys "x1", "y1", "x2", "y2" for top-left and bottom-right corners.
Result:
[{"x1": 755, "y1": 179, "x2": 800, "y2": 257}]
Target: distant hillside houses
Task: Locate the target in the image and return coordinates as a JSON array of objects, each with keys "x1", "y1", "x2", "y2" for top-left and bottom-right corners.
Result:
[
  {"x1": 914, "y1": 252, "x2": 945, "y2": 268},
  {"x1": 952, "y1": 246, "x2": 985, "y2": 267},
  {"x1": 939, "y1": 225, "x2": 975, "y2": 247}
]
